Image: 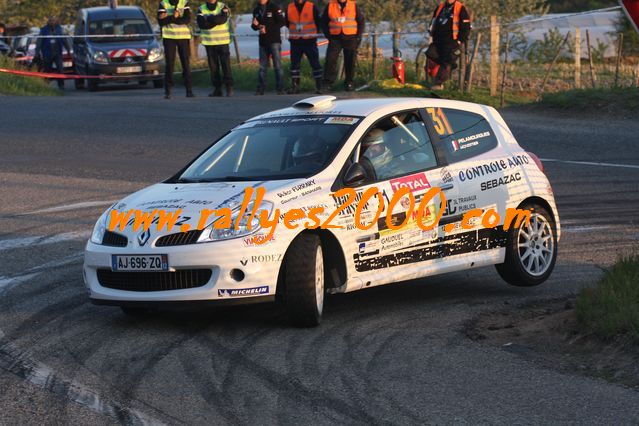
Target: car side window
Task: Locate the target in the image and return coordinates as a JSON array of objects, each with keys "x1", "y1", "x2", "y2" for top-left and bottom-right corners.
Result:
[
  {"x1": 358, "y1": 111, "x2": 438, "y2": 183},
  {"x1": 425, "y1": 107, "x2": 498, "y2": 163}
]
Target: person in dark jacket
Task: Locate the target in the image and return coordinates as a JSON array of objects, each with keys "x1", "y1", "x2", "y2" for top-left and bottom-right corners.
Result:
[
  {"x1": 35, "y1": 16, "x2": 71, "y2": 89},
  {"x1": 251, "y1": 0, "x2": 286, "y2": 95},
  {"x1": 428, "y1": 0, "x2": 471, "y2": 90},
  {"x1": 285, "y1": 0, "x2": 322, "y2": 94},
  {"x1": 320, "y1": 0, "x2": 365, "y2": 92},
  {"x1": 197, "y1": 0, "x2": 234, "y2": 97},
  {"x1": 158, "y1": 0, "x2": 194, "y2": 98}
]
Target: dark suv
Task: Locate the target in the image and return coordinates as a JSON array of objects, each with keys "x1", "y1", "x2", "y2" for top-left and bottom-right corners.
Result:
[{"x1": 73, "y1": 6, "x2": 164, "y2": 91}]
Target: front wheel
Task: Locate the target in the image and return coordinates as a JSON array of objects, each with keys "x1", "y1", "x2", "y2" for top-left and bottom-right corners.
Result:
[
  {"x1": 284, "y1": 234, "x2": 324, "y2": 327},
  {"x1": 496, "y1": 203, "x2": 557, "y2": 287},
  {"x1": 153, "y1": 79, "x2": 164, "y2": 89}
]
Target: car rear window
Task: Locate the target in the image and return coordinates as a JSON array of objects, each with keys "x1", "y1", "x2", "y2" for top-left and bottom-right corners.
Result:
[{"x1": 425, "y1": 107, "x2": 498, "y2": 163}]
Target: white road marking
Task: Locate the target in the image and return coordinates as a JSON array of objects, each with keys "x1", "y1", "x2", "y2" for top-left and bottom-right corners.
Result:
[
  {"x1": 563, "y1": 225, "x2": 611, "y2": 233},
  {"x1": 0, "y1": 230, "x2": 91, "y2": 252},
  {"x1": 21, "y1": 200, "x2": 117, "y2": 215},
  {"x1": 541, "y1": 158, "x2": 639, "y2": 170}
]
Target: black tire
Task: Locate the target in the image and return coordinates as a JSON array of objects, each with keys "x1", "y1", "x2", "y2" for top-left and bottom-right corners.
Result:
[
  {"x1": 496, "y1": 203, "x2": 558, "y2": 287},
  {"x1": 74, "y1": 78, "x2": 85, "y2": 90},
  {"x1": 153, "y1": 79, "x2": 164, "y2": 89},
  {"x1": 87, "y1": 78, "x2": 99, "y2": 92},
  {"x1": 139, "y1": 80, "x2": 149, "y2": 86},
  {"x1": 284, "y1": 234, "x2": 325, "y2": 327},
  {"x1": 120, "y1": 306, "x2": 152, "y2": 317}
]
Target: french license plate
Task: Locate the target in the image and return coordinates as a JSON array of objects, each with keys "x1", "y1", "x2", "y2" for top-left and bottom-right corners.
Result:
[
  {"x1": 111, "y1": 254, "x2": 168, "y2": 272},
  {"x1": 63, "y1": 61, "x2": 72, "y2": 68},
  {"x1": 117, "y1": 66, "x2": 142, "y2": 74}
]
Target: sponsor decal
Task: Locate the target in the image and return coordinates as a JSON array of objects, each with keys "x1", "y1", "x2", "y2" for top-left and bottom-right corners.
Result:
[
  {"x1": 218, "y1": 286, "x2": 269, "y2": 297},
  {"x1": 440, "y1": 168, "x2": 453, "y2": 184},
  {"x1": 240, "y1": 258, "x2": 248, "y2": 266},
  {"x1": 250, "y1": 254, "x2": 283, "y2": 263},
  {"x1": 444, "y1": 195, "x2": 477, "y2": 216},
  {"x1": 332, "y1": 190, "x2": 372, "y2": 217},
  {"x1": 324, "y1": 116, "x2": 360, "y2": 125},
  {"x1": 243, "y1": 233, "x2": 275, "y2": 246},
  {"x1": 390, "y1": 173, "x2": 431, "y2": 193},
  {"x1": 458, "y1": 155, "x2": 529, "y2": 182},
  {"x1": 480, "y1": 172, "x2": 522, "y2": 191}
]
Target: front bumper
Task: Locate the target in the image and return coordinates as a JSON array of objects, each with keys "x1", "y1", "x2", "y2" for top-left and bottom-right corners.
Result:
[
  {"x1": 87, "y1": 60, "x2": 164, "y2": 81},
  {"x1": 83, "y1": 238, "x2": 282, "y2": 305}
]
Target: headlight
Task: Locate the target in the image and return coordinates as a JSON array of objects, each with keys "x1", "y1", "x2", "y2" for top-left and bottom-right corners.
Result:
[
  {"x1": 90, "y1": 209, "x2": 110, "y2": 244},
  {"x1": 147, "y1": 47, "x2": 163, "y2": 62},
  {"x1": 92, "y1": 50, "x2": 108, "y2": 64},
  {"x1": 198, "y1": 201, "x2": 273, "y2": 243}
]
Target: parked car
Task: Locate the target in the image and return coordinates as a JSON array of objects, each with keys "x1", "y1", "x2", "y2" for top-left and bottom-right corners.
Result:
[
  {"x1": 84, "y1": 96, "x2": 560, "y2": 326},
  {"x1": 72, "y1": 5, "x2": 164, "y2": 91},
  {"x1": 11, "y1": 33, "x2": 74, "y2": 73}
]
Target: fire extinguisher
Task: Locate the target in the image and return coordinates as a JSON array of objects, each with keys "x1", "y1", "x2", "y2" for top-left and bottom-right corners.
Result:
[{"x1": 392, "y1": 50, "x2": 405, "y2": 85}]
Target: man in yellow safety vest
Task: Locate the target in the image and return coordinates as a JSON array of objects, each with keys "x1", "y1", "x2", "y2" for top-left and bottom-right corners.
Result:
[
  {"x1": 197, "y1": 0, "x2": 234, "y2": 96},
  {"x1": 158, "y1": 0, "x2": 194, "y2": 98}
]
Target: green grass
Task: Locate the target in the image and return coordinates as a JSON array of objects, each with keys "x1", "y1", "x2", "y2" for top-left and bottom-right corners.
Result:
[
  {"x1": 0, "y1": 56, "x2": 61, "y2": 96},
  {"x1": 576, "y1": 255, "x2": 639, "y2": 343},
  {"x1": 538, "y1": 87, "x2": 639, "y2": 113}
]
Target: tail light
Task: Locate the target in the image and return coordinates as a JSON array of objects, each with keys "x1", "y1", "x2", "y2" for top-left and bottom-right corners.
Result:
[{"x1": 527, "y1": 152, "x2": 544, "y2": 174}]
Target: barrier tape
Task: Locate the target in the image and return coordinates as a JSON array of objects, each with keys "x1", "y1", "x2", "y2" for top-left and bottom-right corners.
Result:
[{"x1": 0, "y1": 39, "x2": 328, "y2": 80}]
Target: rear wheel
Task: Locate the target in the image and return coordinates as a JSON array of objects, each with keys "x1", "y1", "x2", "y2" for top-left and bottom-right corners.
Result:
[
  {"x1": 153, "y1": 79, "x2": 164, "y2": 89},
  {"x1": 496, "y1": 203, "x2": 557, "y2": 287},
  {"x1": 74, "y1": 77, "x2": 85, "y2": 90},
  {"x1": 87, "y1": 78, "x2": 99, "y2": 92},
  {"x1": 284, "y1": 234, "x2": 324, "y2": 327}
]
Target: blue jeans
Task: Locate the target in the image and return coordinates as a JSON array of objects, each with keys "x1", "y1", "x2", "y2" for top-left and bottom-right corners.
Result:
[{"x1": 258, "y1": 43, "x2": 283, "y2": 91}]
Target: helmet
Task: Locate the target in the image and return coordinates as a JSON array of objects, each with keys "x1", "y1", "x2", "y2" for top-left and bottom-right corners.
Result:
[
  {"x1": 292, "y1": 138, "x2": 324, "y2": 166},
  {"x1": 362, "y1": 129, "x2": 393, "y2": 170}
]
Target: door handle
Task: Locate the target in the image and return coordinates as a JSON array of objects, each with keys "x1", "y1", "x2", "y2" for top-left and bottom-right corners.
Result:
[{"x1": 439, "y1": 183, "x2": 454, "y2": 191}]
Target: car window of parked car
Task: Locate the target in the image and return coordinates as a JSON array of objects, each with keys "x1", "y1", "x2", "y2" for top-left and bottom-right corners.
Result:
[
  {"x1": 425, "y1": 108, "x2": 498, "y2": 164},
  {"x1": 358, "y1": 110, "x2": 438, "y2": 183}
]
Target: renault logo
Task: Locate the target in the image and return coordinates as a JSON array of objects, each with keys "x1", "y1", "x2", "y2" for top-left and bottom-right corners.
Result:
[{"x1": 138, "y1": 229, "x2": 150, "y2": 246}]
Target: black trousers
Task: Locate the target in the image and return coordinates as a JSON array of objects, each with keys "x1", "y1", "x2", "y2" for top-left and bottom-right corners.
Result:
[
  {"x1": 290, "y1": 41, "x2": 322, "y2": 80},
  {"x1": 205, "y1": 44, "x2": 233, "y2": 88},
  {"x1": 433, "y1": 41, "x2": 460, "y2": 84},
  {"x1": 323, "y1": 36, "x2": 358, "y2": 85},
  {"x1": 163, "y1": 38, "x2": 192, "y2": 94},
  {"x1": 43, "y1": 55, "x2": 64, "y2": 88}
]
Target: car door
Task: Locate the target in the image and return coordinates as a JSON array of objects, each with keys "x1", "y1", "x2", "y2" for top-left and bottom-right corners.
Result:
[
  {"x1": 335, "y1": 109, "x2": 459, "y2": 288},
  {"x1": 422, "y1": 106, "x2": 507, "y2": 255}
]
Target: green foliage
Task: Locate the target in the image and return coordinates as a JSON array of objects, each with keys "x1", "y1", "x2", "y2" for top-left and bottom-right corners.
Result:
[
  {"x1": 526, "y1": 28, "x2": 570, "y2": 63},
  {"x1": 576, "y1": 254, "x2": 639, "y2": 343},
  {"x1": 0, "y1": 56, "x2": 61, "y2": 96}
]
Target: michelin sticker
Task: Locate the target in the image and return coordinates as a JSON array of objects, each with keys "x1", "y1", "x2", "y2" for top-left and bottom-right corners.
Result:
[{"x1": 218, "y1": 286, "x2": 269, "y2": 298}]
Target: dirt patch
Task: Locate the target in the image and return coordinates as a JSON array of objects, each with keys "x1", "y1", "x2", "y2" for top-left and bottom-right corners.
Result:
[{"x1": 464, "y1": 298, "x2": 639, "y2": 390}]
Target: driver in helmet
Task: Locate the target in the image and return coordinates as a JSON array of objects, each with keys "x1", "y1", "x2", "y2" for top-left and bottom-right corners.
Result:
[
  {"x1": 360, "y1": 129, "x2": 395, "y2": 180},
  {"x1": 292, "y1": 138, "x2": 325, "y2": 167}
]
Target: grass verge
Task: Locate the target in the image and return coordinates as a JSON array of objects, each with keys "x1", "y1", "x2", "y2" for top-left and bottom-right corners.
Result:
[
  {"x1": 538, "y1": 87, "x2": 639, "y2": 114},
  {"x1": 576, "y1": 255, "x2": 639, "y2": 343},
  {"x1": 0, "y1": 56, "x2": 61, "y2": 96}
]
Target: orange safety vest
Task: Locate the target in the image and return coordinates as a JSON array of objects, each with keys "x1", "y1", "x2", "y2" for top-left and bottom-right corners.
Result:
[
  {"x1": 328, "y1": 0, "x2": 357, "y2": 36},
  {"x1": 288, "y1": 1, "x2": 318, "y2": 40},
  {"x1": 432, "y1": 1, "x2": 464, "y2": 40}
]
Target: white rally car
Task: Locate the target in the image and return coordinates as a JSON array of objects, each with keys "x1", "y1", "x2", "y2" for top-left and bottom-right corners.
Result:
[{"x1": 85, "y1": 96, "x2": 560, "y2": 326}]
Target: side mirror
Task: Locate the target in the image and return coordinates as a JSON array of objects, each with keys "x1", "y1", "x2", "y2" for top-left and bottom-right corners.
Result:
[{"x1": 343, "y1": 162, "x2": 368, "y2": 187}]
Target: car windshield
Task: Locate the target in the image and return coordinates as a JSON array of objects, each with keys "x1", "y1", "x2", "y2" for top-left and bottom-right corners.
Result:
[
  {"x1": 175, "y1": 115, "x2": 361, "y2": 182},
  {"x1": 88, "y1": 18, "x2": 151, "y2": 42}
]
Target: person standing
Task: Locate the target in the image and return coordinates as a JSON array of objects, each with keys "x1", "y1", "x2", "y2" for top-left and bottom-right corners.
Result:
[
  {"x1": 251, "y1": 0, "x2": 286, "y2": 95},
  {"x1": 285, "y1": 0, "x2": 322, "y2": 94},
  {"x1": 320, "y1": 0, "x2": 364, "y2": 92},
  {"x1": 197, "y1": 0, "x2": 234, "y2": 97},
  {"x1": 158, "y1": 0, "x2": 194, "y2": 99},
  {"x1": 35, "y1": 16, "x2": 71, "y2": 90},
  {"x1": 428, "y1": 0, "x2": 471, "y2": 90}
]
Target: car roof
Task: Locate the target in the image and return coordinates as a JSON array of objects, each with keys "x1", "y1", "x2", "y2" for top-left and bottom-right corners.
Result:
[
  {"x1": 83, "y1": 6, "x2": 146, "y2": 20},
  {"x1": 249, "y1": 97, "x2": 491, "y2": 121}
]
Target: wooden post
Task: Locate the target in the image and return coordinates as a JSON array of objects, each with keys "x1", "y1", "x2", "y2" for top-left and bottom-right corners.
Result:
[
  {"x1": 500, "y1": 34, "x2": 510, "y2": 108},
  {"x1": 372, "y1": 33, "x2": 378, "y2": 80},
  {"x1": 465, "y1": 32, "x2": 481, "y2": 93},
  {"x1": 574, "y1": 27, "x2": 581, "y2": 89},
  {"x1": 586, "y1": 29, "x2": 596, "y2": 89},
  {"x1": 541, "y1": 31, "x2": 570, "y2": 93},
  {"x1": 458, "y1": 42, "x2": 467, "y2": 91},
  {"x1": 614, "y1": 33, "x2": 624, "y2": 87},
  {"x1": 490, "y1": 16, "x2": 500, "y2": 97},
  {"x1": 229, "y1": 19, "x2": 241, "y2": 66}
]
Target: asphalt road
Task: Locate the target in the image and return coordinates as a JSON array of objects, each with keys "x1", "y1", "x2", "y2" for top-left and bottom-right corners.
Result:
[{"x1": 1, "y1": 85, "x2": 639, "y2": 425}]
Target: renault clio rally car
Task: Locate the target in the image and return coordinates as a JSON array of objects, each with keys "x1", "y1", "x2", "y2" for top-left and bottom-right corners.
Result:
[{"x1": 85, "y1": 96, "x2": 560, "y2": 326}]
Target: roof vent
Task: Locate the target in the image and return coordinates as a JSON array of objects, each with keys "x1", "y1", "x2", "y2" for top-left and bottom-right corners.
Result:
[{"x1": 293, "y1": 95, "x2": 337, "y2": 109}]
